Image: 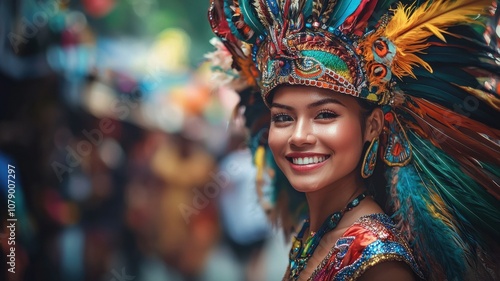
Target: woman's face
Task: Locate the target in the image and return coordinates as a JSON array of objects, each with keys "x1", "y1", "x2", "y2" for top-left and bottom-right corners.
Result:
[{"x1": 268, "y1": 85, "x2": 369, "y2": 193}]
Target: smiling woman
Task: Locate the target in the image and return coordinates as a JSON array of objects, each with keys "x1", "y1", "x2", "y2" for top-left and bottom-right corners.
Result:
[
  {"x1": 269, "y1": 86, "x2": 373, "y2": 194},
  {"x1": 267, "y1": 86, "x2": 419, "y2": 280},
  {"x1": 206, "y1": 0, "x2": 500, "y2": 280},
  {"x1": 267, "y1": 86, "x2": 418, "y2": 281}
]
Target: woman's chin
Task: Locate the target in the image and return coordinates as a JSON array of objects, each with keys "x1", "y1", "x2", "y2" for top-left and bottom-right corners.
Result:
[{"x1": 288, "y1": 179, "x2": 324, "y2": 193}]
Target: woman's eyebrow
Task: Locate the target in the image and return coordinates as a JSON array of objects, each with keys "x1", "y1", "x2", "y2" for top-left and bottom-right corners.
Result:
[
  {"x1": 270, "y1": 102, "x2": 293, "y2": 110},
  {"x1": 308, "y1": 98, "x2": 345, "y2": 108}
]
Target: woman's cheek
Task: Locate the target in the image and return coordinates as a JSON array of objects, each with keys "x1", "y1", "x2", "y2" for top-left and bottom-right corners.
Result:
[{"x1": 268, "y1": 128, "x2": 282, "y2": 155}]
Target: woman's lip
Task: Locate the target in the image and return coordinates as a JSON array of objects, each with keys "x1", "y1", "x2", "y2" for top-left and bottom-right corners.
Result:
[
  {"x1": 288, "y1": 159, "x2": 328, "y2": 172},
  {"x1": 285, "y1": 152, "x2": 330, "y2": 158},
  {"x1": 285, "y1": 154, "x2": 330, "y2": 172}
]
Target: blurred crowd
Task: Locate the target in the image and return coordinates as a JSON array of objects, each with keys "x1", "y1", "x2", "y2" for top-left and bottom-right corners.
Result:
[{"x1": 0, "y1": 1, "x2": 288, "y2": 280}]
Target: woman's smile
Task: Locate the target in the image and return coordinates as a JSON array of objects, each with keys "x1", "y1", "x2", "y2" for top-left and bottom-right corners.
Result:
[
  {"x1": 268, "y1": 85, "x2": 367, "y2": 193},
  {"x1": 285, "y1": 152, "x2": 331, "y2": 171}
]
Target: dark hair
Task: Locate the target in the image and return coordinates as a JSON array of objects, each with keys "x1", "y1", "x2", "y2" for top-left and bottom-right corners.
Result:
[
  {"x1": 356, "y1": 99, "x2": 390, "y2": 214},
  {"x1": 356, "y1": 98, "x2": 379, "y2": 132}
]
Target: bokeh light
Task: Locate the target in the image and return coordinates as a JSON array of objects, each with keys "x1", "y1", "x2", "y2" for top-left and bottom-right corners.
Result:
[{"x1": 0, "y1": 1, "x2": 289, "y2": 281}]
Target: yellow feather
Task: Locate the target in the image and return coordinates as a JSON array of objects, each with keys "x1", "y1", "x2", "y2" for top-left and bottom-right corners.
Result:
[
  {"x1": 361, "y1": 0, "x2": 491, "y2": 81},
  {"x1": 254, "y1": 145, "x2": 266, "y2": 181},
  {"x1": 387, "y1": 0, "x2": 489, "y2": 40},
  {"x1": 390, "y1": 0, "x2": 490, "y2": 78}
]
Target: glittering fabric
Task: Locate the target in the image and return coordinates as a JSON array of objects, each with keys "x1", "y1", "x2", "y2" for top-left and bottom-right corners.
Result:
[{"x1": 283, "y1": 213, "x2": 423, "y2": 281}]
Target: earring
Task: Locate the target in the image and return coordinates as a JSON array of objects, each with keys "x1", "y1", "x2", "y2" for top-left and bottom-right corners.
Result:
[{"x1": 361, "y1": 137, "x2": 379, "y2": 178}]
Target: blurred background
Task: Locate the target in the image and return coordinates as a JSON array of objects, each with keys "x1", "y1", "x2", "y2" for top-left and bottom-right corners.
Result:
[{"x1": 0, "y1": 0, "x2": 289, "y2": 280}]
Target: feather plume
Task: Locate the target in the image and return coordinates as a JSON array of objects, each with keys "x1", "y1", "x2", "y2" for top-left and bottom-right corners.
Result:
[
  {"x1": 288, "y1": 0, "x2": 303, "y2": 20},
  {"x1": 325, "y1": 0, "x2": 362, "y2": 28},
  {"x1": 253, "y1": 0, "x2": 275, "y2": 29},
  {"x1": 239, "y1": 0, "x2": 267, "y2": 36},
  {"x1": 319, "y1": 0, "x2": 338, "y2": 23},
  {"x1": 457, "y1": 85, "x2": 500, "y2": 111},
  {"x1": 409, "y1": 130, "x2": 500, "y2": 239},
  {"x1": 361, "y1": 0, "x2": 492, "y2": 80},
  {"x1": 286, "y1": 0, "x2": 312, "y2": 30},
  {"x1": 340, "y1": 0, "x2": 379, "y2": 35},
  {"x1": 312, "y1": 0, "x2": 325, "y2": 20},
  {"x1": 388, "y1": 164, "x2": 467, "y2": 281},
  {"x1": 400, "y1": 98, "x2": 500, "y2": 199},
  {"x1": 367, "y1": 0, "x2": 398, "y2": 28}
]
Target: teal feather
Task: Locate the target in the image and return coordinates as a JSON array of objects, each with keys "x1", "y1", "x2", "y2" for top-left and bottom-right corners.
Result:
[
  {"x1": 418, "y1": 48, "x2": 496, "y2": 66},
  {"x1": 400, "y1": 77, "x2": 500, "y2": 129},
  {"x1": 367, "y1": 0, "x2": 399, "y2": 28},
  {"x1": 326, "y1": 0, "x2": 362, "y2": 28},
  {"x1": 240, "y1": 0, "x2": 267, "y2": 36},
  {"x1": 408, "y1": 130, "x2": 500, "y2": 240},
  {"x1": 389, "y1": 163, "x2": 467, "y2": 280},
  {"x1": 400, "y1": 80, "x2": 467, "y2": 104},
  {"x1": 303, "y1": 0, "x2": 313, "y2": 19},
  {"x1": 481, "y1": 161, "x2": 500, "y2": 182},
  {"x1": 398, "y1": 29, "x2": 500, "y2": 129},
  {"x1": 411, "y1": 67, "x2": 478, "y2": 88},
  {"x1": 224, "y1": 0, "x2": 255, "y2": 42}
]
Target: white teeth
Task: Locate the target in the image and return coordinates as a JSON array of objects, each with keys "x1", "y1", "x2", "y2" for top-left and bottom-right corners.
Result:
[{"x1": 291, "y1": 156, "x2": 327, "y2": 165}]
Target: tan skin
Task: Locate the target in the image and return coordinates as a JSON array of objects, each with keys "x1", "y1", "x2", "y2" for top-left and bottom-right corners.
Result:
[{"x1": 268, "y1": 85, "x2": 416, "y2": 281}]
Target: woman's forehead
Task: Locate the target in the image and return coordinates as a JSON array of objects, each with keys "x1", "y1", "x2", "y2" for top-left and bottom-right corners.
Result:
[{"x1": 272, "y1": 85, "x2": 358, "y2": 106}]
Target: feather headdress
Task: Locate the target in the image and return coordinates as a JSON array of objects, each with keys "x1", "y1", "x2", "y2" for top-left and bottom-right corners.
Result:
[{"x1": 208, "y1": 0, "x2": 500, "y2": 280}]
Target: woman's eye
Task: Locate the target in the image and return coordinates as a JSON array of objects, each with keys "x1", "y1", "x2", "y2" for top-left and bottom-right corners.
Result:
[
  {"x1": 271, "y1": 114, "x2": 293, "y2": 123},
  {"x1": 316, "y1": 111, "x2": 338, "y2": 119}
]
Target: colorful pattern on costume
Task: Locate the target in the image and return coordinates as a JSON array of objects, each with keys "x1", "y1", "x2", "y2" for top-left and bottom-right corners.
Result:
[{"x1": 308, "y1": 214, "x2": 423, "y2": 281}]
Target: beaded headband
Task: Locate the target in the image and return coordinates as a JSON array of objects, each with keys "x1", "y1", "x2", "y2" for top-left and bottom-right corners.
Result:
[{"x1": 256, "y1": 31, "x2": 378, "y2": 105}]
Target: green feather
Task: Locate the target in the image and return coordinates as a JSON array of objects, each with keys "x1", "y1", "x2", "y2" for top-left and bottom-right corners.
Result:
[{"x1": 409, "y1": 131, "x2": 500, "y2": 239}]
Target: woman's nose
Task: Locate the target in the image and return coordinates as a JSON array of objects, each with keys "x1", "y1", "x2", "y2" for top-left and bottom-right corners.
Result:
[{"x1": 288, "y1": 119, "x2": 316, "y2": 147}]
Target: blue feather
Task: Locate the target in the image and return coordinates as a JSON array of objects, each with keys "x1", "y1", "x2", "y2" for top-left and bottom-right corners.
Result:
[
  {"x1": 266, "y1": 0, "x2": 281, "y2": 19},
  {"x1": 224, "y1": 0, "x2": 251, "y2": 42},
  {"x1": 240, "y1": 0, "x2": 267, "y2": 36},
  {"x1": 389, "y1": 163, "x2": 468, "y2": 280},
  {"x1": 326, "y1": 0, "x2": 361, "y2": 29},
  {"x1": 303, "y1": 0, "x2": 314, "y2": 19},
  {"x1": 408, "y1": 131, "x2": 500, "y2": 240}
]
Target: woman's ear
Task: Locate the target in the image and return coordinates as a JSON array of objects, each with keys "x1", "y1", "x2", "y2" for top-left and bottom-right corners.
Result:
[{"x1": 364, "y1": 107, "x2": 384, "y2": 142}]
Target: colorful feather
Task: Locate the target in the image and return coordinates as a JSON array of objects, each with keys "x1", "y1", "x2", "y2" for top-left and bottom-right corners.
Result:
[
  {"x1": 325, "y1": 0, "x2": 362, "y2": 28},
  {"x1": 318, "y1": 0, "x2": 337, "y2": 23},
  {"x1": 253, "y1": 0, "x2": 275, "y2": 30},
  {"x1": 340, "y1": 0, "x2": 379, "y2": 35},
  {"x1": 312, "y1": 0, "x2": 325, "y2": 21},
  {"x1": 399, "y1": 98, "x2": 500, "y2": 200},
  {"x1": 409, "y1": 131, "x2": 500, "y2": 238},
  {"x1": 361, "y1": 0, "x2": 492, "y2": 80},
  {"x1": 240, "y1": 0, "x2": 267, "y2": 36},
  {"x1": 388, "y1": 164, "x2": 467, "y2": 281}
]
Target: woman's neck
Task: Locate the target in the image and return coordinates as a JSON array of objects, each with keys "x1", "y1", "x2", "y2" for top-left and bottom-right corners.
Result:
[{"x1": 305, "y1": 172, "x2": 366, "y2": 232}]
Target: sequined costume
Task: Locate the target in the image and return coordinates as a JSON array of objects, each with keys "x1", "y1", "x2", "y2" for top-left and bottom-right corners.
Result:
[{"x1": 288, "y1": 214, "x2": 423, "y2": 281}]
